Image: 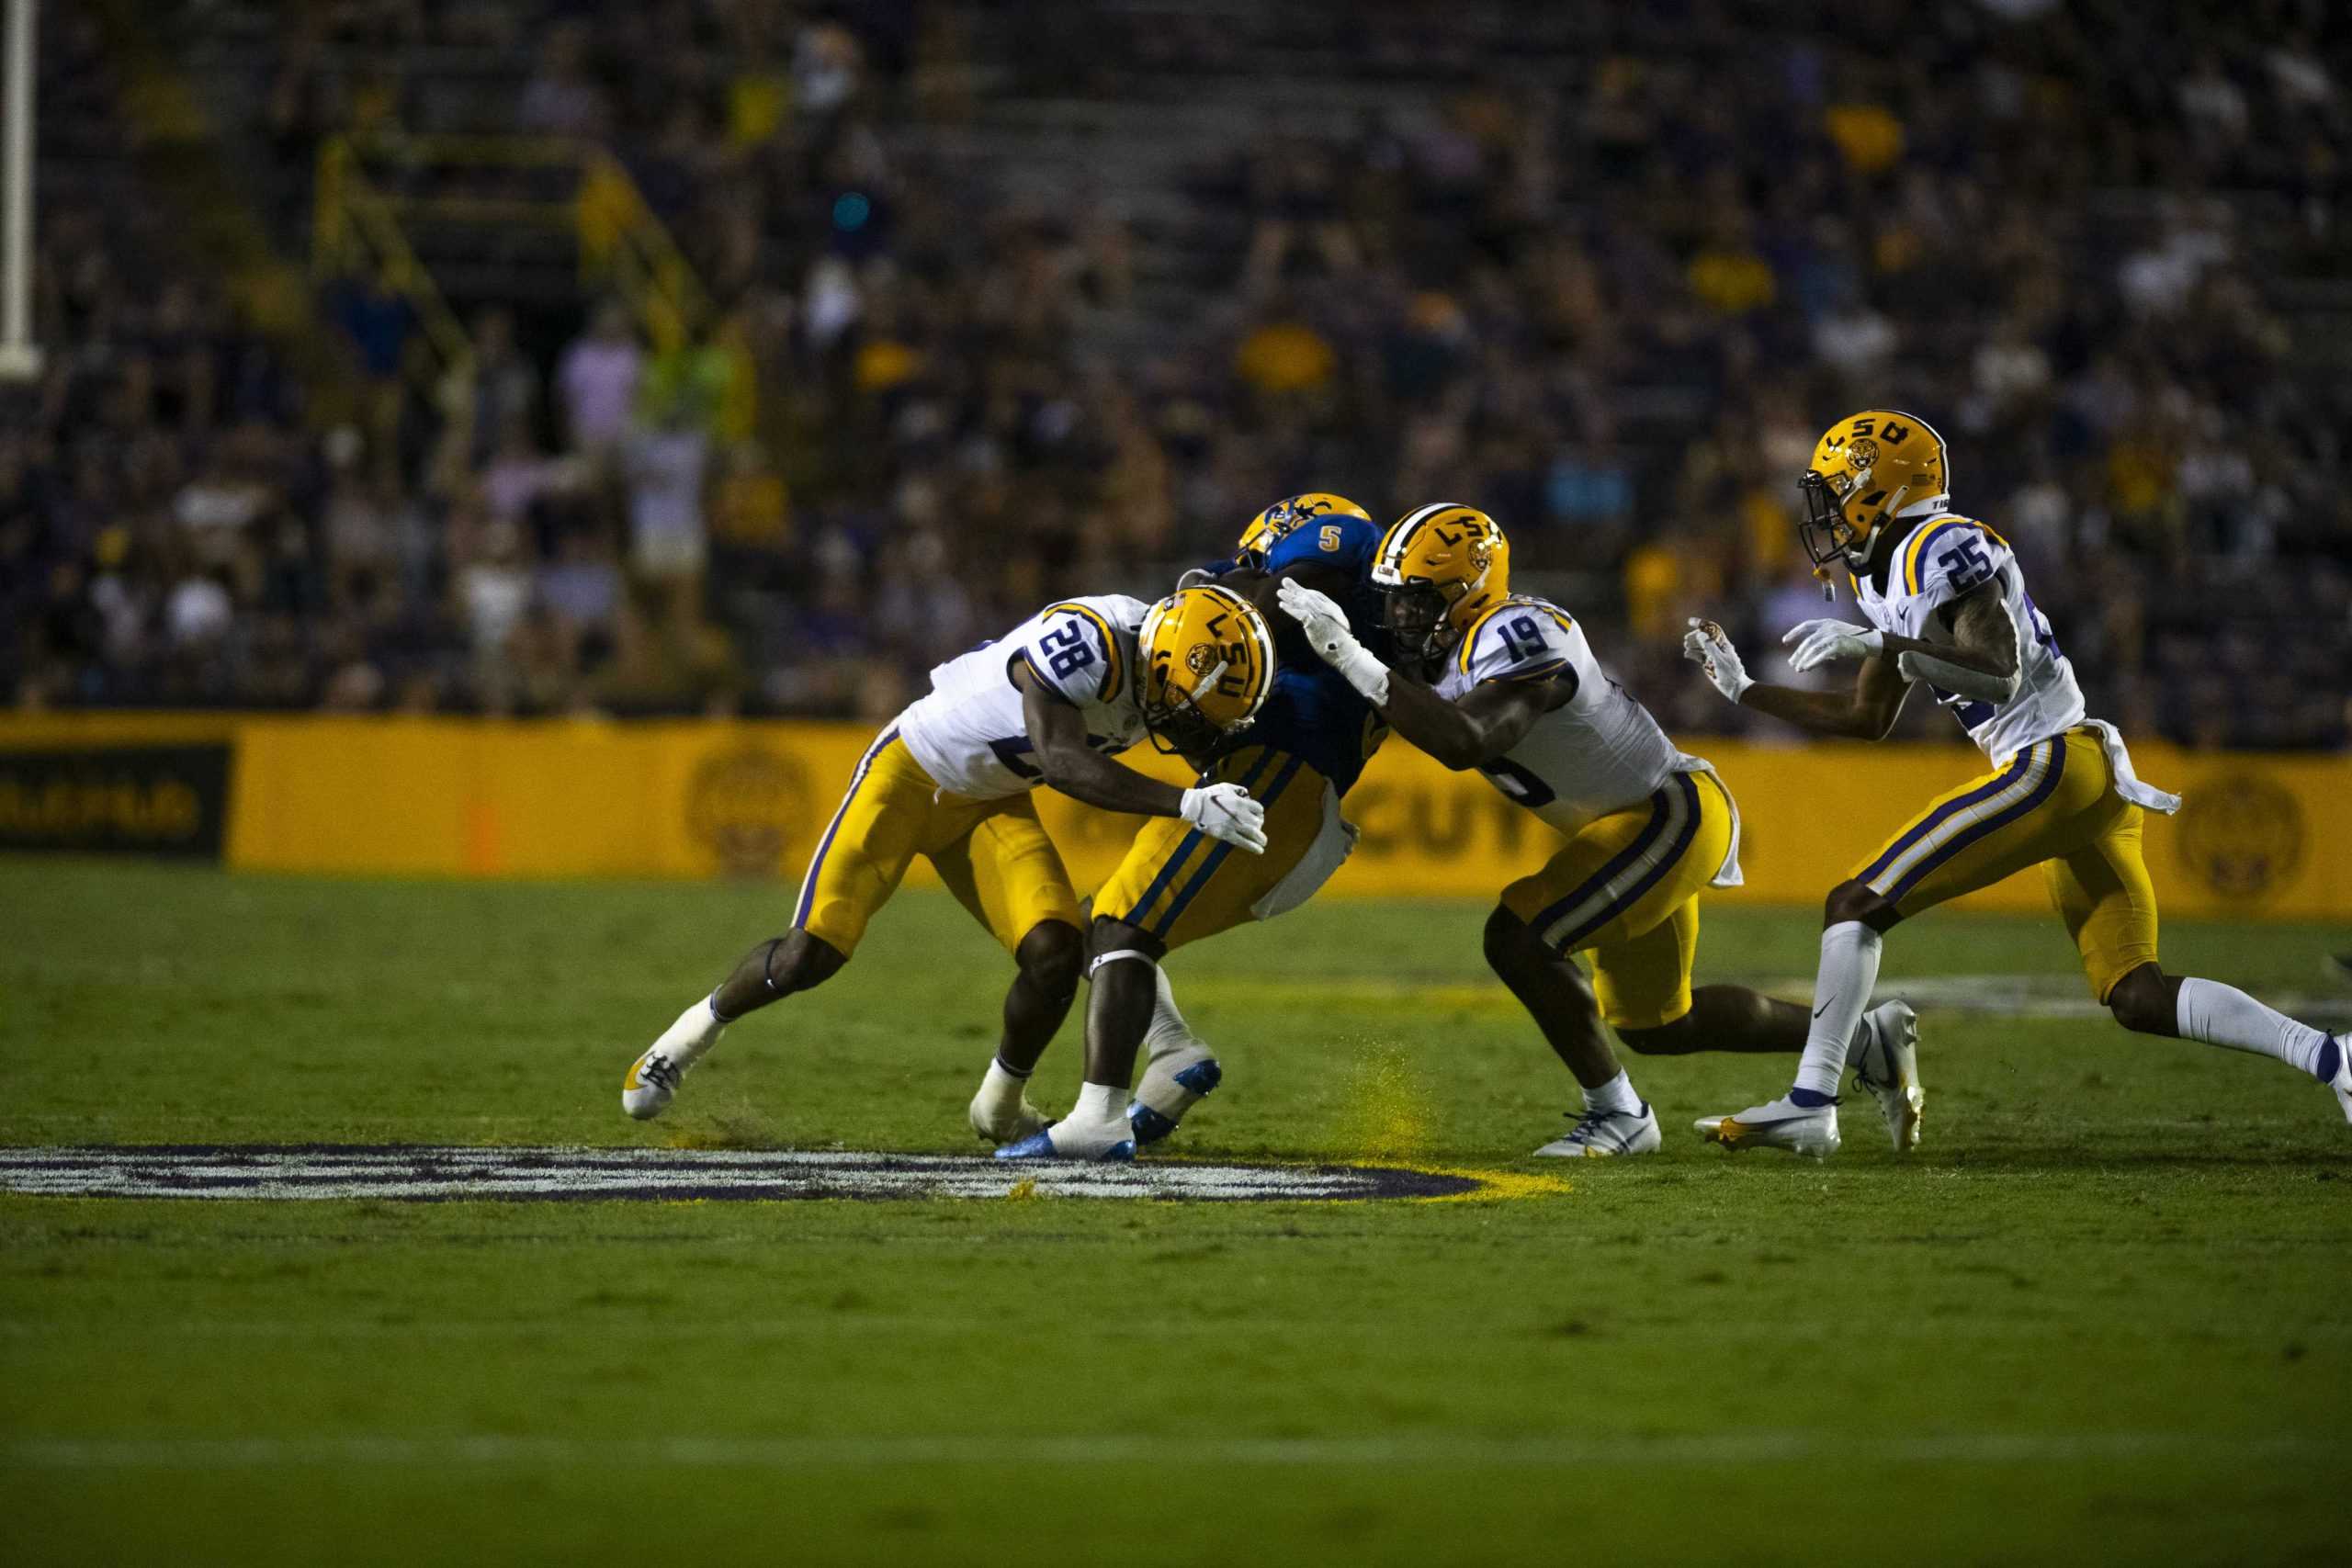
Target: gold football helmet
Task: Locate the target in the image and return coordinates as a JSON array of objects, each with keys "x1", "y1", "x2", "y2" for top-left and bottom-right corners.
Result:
[
  {"x1": 1371, "y1": 502, "x2": 1510, "y2": 662},
  {"x1": 1136, "y1": 584, "x2": 1277, "y2": 756},
  {"x1": 1798, "y1": 410, "x2": 1950, "y2": 574},
  {"x1": 1235, "y1": 492, "x2": 1372, "y2": 570}
]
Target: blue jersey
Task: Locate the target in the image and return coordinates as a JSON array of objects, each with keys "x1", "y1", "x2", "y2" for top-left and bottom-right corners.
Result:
[
  {"x1": 1217, "y1": 512, "x2": 1388, "y2": 794},
  {"x1": 1262, "y1": 513, "x2": 1383, "y2": 626},
  {"x1": 1236, "y1": 663, "x2": 1385, "y2": 795}
]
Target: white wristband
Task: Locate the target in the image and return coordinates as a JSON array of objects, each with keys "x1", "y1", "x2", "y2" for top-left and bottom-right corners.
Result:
[{"x1": 1331, "y1": 644, "x2": 1390, "y2": 707}]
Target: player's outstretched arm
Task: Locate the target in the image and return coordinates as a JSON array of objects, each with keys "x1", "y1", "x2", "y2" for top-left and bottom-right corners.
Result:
[
  {"x1": 1226, "y1": 561, "x2": 1356, "y2": 666},
  {"x1": 1014, "y1": 664, "x2": 1267, "y2": 852},
  {"x1": 1683, "y1": 617, "x2": 1910, "y2": 740},
  {"x1": 1275, "y1": 579, "x2": 1544, "y2": 768},
  {"x1": 1381, "y1": 676, "x2": 1548, "y2": 770},
  {"x1": 1016, "y1": 662, "x2": 1184, "y2": 815}
]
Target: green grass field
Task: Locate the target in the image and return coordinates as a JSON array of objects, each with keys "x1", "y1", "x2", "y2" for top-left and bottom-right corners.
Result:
[{"x1": 4, "y1": 858, "x2": 2348, "y2": 1566}]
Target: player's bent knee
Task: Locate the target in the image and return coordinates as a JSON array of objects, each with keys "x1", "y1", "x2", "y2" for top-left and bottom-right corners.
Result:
[
  {"x1": 1482, "y1": 905, "x2": 1550, "y2": 977},
  {"x1": 1016, "y1": 920, "x2": 1084, "y2": 1000},
  {"x1": 1615, "y1": 1014, "x2": 1696, "y2": 1055},
  {"x1": 1087, "y1": 914, "x2": 1163, "y2": 973},
  {"x1": 2105, "y1": 962, "x2": 2178, "y2": 1036},
  {"x1": 717, "y1": 930, "x2": 843, "y2": 1014},
  {"x1": 1824, "y1": 879, "x2": 1894, "y2": 931},
  {"x1": 767, "y1": 931, "x2": 846, "y2": 993}
]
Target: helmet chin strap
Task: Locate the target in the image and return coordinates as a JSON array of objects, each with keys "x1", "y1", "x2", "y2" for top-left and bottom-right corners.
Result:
[{"x1": 1831, "y1": 482, "x2": 1914, "y2": 594}]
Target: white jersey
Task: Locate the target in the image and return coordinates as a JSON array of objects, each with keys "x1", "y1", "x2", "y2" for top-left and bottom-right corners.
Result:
[
  {"x1": 1853, "y1": 513, "x2": 2084, "y2": 764},
  {"x1": 897, "y1": 595, "x2": 1150, "y2": 799},
  {"x1": 1437, "y1": 595, "x2": 1702, "y2": 839}
]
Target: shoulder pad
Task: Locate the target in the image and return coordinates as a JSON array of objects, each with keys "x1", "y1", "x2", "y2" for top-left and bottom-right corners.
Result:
[
  {"x1": 1019, "y1": 602, "x2": 1124, "y2": 705},
  {"x1": 1461, "y1": 599, "x2": 1578, "y2": 685},
  {"x1": 1898, "y1": 518, "x2": 2012, "y2": 603}
]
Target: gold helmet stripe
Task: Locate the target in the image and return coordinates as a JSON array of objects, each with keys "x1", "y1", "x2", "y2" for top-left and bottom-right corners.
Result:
[{"x1": 1043, "y1": 601, "x2": 1124, "y2": 704}]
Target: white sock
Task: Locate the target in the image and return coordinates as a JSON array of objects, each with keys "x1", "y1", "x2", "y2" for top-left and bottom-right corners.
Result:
[
  {"x1": 974, "y1": 1059, "x2": 1029, "y2": 1122},
  {"x1": 2175, "y1": 978, "x2": 2333, "y2": 1078},
  {"x1": 1583, "y1": 1069, "x2": 1641, "y2": 1117},
  {"x1": 1793, "y1": 922, "x2": 1882, "y2": 1100},
  {"x1": 653, "y1": 995, "x2": 726, "y2": 1066},
  {"x1": 1143, "y1": 966, "x2": 1206, "y2": 1062},
  {"x1": 1069, "y1": 1081, "x2": 1128, "y2": 1126},
  {"x1": 1842, "y1": 1010, "x2": 1876, "y2": 1066}
]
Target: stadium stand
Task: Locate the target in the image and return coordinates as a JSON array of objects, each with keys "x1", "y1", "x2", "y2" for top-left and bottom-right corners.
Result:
[{"x1": 3, "y1": 0, "x2": 2346, "y2": 746}]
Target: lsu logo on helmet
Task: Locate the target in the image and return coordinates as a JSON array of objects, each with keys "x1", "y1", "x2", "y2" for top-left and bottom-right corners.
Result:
[
  {"x1": 1798, "y1": 410, "x2": 1950, "y2": 577},
  {"x1": 1371, "y1": 502, "x2": 1510, "y2": 662},
  {"x1": 1236, "y1": 492, "x2": 1371, "y2": 569},
  {"x1": 1137, "y1": 584, "x2": 1277, "y2": 756}
]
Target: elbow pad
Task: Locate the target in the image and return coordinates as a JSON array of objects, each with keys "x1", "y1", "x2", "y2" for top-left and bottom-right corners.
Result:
[{"x1": 1896, "y1": 649, "x2": 2018, "y2": 705}]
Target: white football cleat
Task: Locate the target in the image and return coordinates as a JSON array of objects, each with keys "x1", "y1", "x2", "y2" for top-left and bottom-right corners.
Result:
[
  {"x1": 1695, "y1": 1095, "x2": 1841, "y2": 1158},
  {"x1": 995, "y1": 1115, "x2": 1136, "y2": 1162},
  {"x1": 1849, "y1": 1000, "x2": 1925, "y2": 1153},
  {"x1": 621, "y1": 1047, "x2": 688, "y2": 1121},
  {"x1": 1533, "y1": 1103, "x2": 1661, "y2": 1158},
  {"x1": 1127, "y1": 1046, "x2": 1222, "y2": 1147},
  {"x1": 622, "y1": 997, "x2": 727, "y2": 1121},
  {"x1": 969, "y1": 1088, "x2": 1050, "y2": 1144}
]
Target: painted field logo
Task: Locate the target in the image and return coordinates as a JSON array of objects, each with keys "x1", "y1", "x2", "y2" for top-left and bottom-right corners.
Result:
[
  {"x1": 686, "y1": 746, "x2": 811, "y2": 876},
  {"x1": 0, "y1": 1146, "x2": 1490, "y2": 1203},
  {"x1": 2176, "y1": 773, "x2": 2304, "y2": 902}
]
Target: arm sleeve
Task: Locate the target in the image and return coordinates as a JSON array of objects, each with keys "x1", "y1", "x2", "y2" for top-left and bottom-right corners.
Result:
[
  {"x1": 1011, "y1": 605, "x2": 1118, "y2": 706},
  {"x1": 1461, "y1": 604, "x2": 1582, "y2": 690}
]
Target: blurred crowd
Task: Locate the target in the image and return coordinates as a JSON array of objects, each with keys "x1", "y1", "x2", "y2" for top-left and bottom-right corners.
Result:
[{"x1": 5, "y1": 0, "x2": 2347, "y2": 747}]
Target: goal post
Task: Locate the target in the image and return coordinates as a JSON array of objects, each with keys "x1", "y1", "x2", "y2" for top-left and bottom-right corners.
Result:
[{"x1": 0, "y1": 0, "x2": 40, "y2": 381}]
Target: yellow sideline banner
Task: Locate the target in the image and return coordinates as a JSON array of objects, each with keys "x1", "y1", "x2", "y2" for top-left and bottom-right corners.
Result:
[{"x1": 0, "y1": 714, "x2": 2343, "y2": 920}]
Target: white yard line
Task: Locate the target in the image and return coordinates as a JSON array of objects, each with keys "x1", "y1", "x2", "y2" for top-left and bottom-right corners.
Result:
[{"x1": 0, "y1": 1430, "x2": 2321, "y2": 1472}]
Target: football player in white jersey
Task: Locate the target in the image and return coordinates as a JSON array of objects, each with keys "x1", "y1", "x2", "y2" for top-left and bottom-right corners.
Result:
[
  {"x1": 1684, "y1": 409, "x2": 2351, "y2": 1155},
  {"x1": 618, "y1": 586, "x2": 1279, "y2": 1135},
  {"x1": 1280, "y1": 503, "x2": 1920, "y2": 1156}
]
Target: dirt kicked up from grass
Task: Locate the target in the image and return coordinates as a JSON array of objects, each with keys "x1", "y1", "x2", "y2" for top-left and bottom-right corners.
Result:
[{"x1": 3, "y1": 859, "x2": 2348, "y2": 1567}]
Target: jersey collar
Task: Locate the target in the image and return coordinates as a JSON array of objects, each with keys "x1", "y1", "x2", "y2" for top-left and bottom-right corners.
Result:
[{"x1": 1865, "y1": 513, "x2": 1931, "y2": 595}]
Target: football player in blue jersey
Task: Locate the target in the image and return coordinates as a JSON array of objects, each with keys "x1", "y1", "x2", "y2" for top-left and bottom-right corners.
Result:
[{"x1": 998, "y1": 494, "x2": 1395, "y2": 1160}]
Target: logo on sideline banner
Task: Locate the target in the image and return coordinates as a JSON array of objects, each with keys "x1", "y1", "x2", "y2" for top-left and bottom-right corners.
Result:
[{"x1": 0, "y1": 744, "x2": 233, "y2": 860}]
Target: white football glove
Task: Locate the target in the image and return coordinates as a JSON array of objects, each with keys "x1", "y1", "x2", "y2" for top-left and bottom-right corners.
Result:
[
  {"x1": 1275, "y1": 578, "x2": 1391, "y2": 705},
  {"x1": 1180, "y1": 783, "x2": 1268, "y2": 854},
  {"x1": 1682, "y1": 617, "x2": 1753, "y2": 703},
  {"x1": 1783, "y1": 617, "x2": 1884, "y2": 672}
]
